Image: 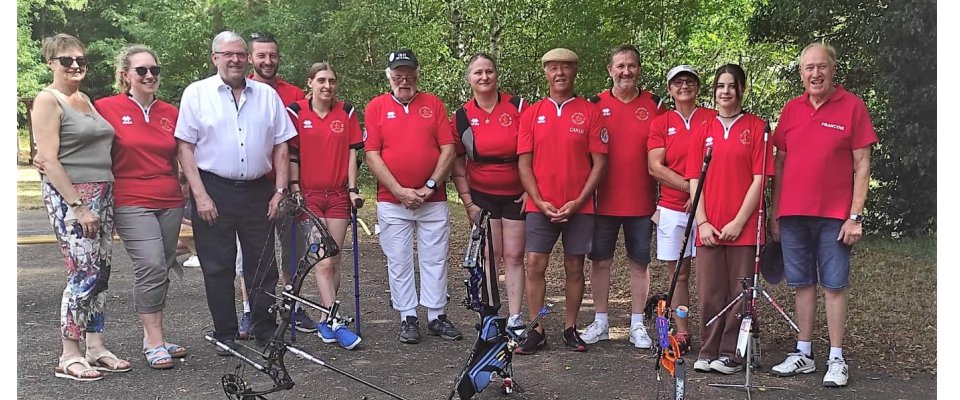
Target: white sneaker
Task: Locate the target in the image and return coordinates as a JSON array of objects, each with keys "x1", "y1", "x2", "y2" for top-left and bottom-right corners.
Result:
[
  {"x1": 822, "y1": 358, "x2": 849, "y2": 387},
  {"x1": 629, "y1": 323, "x2": 652, "y2": 349},
  {"x1": 579, "y1": 320, "x2": 609, "y2": 344},
  {"x1": 183, "y1": 255, "x2": 201, "y2": 268},
  {"x1": 693, "y1": 358, "x2": 713, "y2": 373},
  {"x1": 771, "y1": 350, "x2": 816, "y2": 376}
]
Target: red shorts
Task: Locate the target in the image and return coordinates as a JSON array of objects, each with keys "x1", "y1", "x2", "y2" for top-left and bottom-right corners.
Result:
[{"x1": 302, "y1": 188, "x2": 350, "y2": 219}]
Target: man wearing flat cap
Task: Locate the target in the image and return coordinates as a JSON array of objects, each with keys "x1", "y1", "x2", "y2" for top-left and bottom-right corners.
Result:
[
  {"x1": 364, "y1": 48, "x2": 462, "y2": 345},
  {"x1": 515, "y1": 48, "x2": 608, "y2": 354}
]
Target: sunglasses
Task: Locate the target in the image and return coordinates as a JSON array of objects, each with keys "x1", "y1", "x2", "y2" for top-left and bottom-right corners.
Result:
[
  {"x1": 133, "y1": 66, "x2": 161, "y2": 76},
  {"x1": 50, "y1": 56, "x2": 87, "y2": 68}
]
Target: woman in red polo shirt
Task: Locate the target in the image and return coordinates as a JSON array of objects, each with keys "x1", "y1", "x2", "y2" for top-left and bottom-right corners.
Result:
[
  {"x1": 287, "y1": 62, "x2": 364, "y2": 349},
  {"x1": 685, "y1": 64, "x2": 773, "y2": 375},
  {"x1": 96, "y1": 45, "x2": 186, "y2": 370},
  {"x1": 450, "y1": 53, "x2": 527, "y2": 329}
]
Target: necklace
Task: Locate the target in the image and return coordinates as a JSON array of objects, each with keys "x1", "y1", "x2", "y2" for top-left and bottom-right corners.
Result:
[{"x1": 718, "y1": 109, "x2": 744, "y2": 119}]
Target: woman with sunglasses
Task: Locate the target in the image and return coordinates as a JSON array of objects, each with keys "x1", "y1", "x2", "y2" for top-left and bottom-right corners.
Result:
[
  {"x1": 684, "y1": 64, "x2": 773, "y2": 375},
  {"x1": 647, "y1": 65, "x2": 718, "y2": 356},
  {"x1": 32, "y1": 34, "x2": 131, "y2": 381},
  {"x1": 287, "y1": 62, "x2": 364, "y2": 349},
  {"x1": 94, "y1": 45, "x2": 186, "y2": 370}
]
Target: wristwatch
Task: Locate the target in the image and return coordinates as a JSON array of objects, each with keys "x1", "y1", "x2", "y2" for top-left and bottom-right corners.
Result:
[
  {"x1": 849, "y1": 213, "x2": 863, "y2": 223},
  {"x1": 69, "y1": 198, "x2": 84, "y2": 208},
  {"x1": 425, "y1": 179, "x2": 438, "y2": 190},
  {"x1": 348, "y1": 187, "x2": 360, "y2": 194},
  {"x1": 276, "y1": 187, "x2": 290, "y2": 195}
]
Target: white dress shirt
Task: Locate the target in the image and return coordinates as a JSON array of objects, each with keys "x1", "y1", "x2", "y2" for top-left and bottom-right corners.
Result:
[{"x1": 174, "y1": 74, "x2": 297, "y2": 180}]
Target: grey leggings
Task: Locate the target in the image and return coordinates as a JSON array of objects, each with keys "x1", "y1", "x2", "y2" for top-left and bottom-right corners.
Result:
[{"x1": 114, "y1": 206, "x2": 184, "y2": 313}]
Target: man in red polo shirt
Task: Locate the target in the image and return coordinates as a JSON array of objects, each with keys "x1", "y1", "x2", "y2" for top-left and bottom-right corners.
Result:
[
  {"x1": 365, "y1": 49, "x2": 462, "y2": 345},
  {"x1": 239, "y1": 32, "x2": 313, "y2": 336},
  {"x1": 769, "y1": 43, "x2": 877, "y2": 388},
  {"x1": 580, "y1": 44, "x2": 666, "y2": 350},
  {"x1": 515, "y1": 48, "x2": 608, "y2": 354}
]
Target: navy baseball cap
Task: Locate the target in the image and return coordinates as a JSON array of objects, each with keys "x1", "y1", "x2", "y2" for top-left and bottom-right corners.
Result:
[{"x1": 387, "y1": 49, "x2": 419, "y2": 69}]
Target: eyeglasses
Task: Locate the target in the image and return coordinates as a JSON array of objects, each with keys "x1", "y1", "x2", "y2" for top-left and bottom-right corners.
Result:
[
  {"x1": 390, "y1": 75, "x2": 416, "y2": 83},
  {"x1": 133, "y1": 66, "x2": 161, "y2": 76},
  {"x1": 50, "y1": 56, "x2": 87, "y2": 68},
  {"x1": 214, "y1": 51, "x2": 248, "y2": 60},
  {"x1": 671, "y1": 78, "x2": 698, "y2": 88}
]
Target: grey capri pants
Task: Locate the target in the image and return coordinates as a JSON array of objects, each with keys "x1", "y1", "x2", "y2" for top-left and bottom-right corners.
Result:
[{"x1": 114, "y1": 206, "x2": 184, "y2": 313}]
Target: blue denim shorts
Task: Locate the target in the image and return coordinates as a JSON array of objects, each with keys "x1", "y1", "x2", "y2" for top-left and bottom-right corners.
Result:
[{"x1": 779, "y1": 216, "x2": 852, "y2": 289}]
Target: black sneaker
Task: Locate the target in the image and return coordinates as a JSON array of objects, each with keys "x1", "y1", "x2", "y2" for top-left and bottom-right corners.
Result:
[
  {"x1": 216, "y1": 339, "x2": 237, "y2": 357},
  {"x1": 562, "y1": 326, "x2": 587, "y2": 352},
  {"x1": 427, "y1": 314, "x2": 463, "y2": 340},
  {"x1": 676, "y1": 332, "x2": 692, "y2": 356},
  {"x1": 514, "y1": 327, "x2": 547, "y2": 355},
  {"x1": 294, "y1": 309, "x2": 318, "y2": 333},
  {"x1": 710, "y1": 357, "x2": 744, "y2": 374},
  {"x1": 398, "y1": 316, "x2": 421, "y2": 344}
]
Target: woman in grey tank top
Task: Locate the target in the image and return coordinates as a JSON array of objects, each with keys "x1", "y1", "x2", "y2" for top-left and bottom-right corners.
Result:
[{"x1": 32, "y1": 33, "x2": 131, "y2": 382}]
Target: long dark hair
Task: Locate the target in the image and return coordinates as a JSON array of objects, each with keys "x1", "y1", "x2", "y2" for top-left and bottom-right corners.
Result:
[{"x1": 712, "y1": 63, "x2": 747, "y2": 103}]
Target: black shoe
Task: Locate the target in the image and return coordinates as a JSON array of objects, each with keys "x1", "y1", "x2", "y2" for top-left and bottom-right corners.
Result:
[
  {"x1": 294, "y1": 309, "x2": 318, "y2": 333},
  {"x1": 427, "y1": 314, "x2": 463, "y2": 340},
  {"x1": 562, "y1": 326, "x2": 587, "y2": 352},
  {"x1": 216, "y1": 339, "x2": 237, "y2": 357},
  {"x1": 514, "y1": 327, "x2": 547, "y2": 355},
  {"x1": 398, "y1": 316, "x2": 421, "y2": 344}
]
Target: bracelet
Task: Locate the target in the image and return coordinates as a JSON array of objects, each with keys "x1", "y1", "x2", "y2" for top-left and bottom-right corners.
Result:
[
  {"x1": 464, "y1": 202, "x2": 475, "y2": 209},
  {"x1": 697, "y1": 220, "x2": 709, "y2": 227},
  {"x1": 290, "y1": 180, "x2": 299, "y2": 186}
]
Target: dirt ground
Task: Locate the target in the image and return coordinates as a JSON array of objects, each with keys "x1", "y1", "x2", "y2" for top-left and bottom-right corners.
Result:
[{"x1": 17, "y1": 207, "x2": 935, "y2": 400}]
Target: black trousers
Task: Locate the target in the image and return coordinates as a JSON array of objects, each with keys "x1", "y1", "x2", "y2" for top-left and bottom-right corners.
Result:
[{"x1": 193, "y1": 170, "x2": 279, "y2": 342}]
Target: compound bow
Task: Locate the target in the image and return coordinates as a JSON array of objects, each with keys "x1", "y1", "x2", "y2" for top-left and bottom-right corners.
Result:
[
  {"x1": 448, "y1": 209, "x2": 551, "y2": 400},
  {"x1": 205, "y1": 194, "x2": 406, "y2": 400}
]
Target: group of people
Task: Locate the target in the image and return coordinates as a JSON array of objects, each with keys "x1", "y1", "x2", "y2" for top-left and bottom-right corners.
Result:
[{"x1": 33, "y1": 28, "x2": 875, "y2": 392}]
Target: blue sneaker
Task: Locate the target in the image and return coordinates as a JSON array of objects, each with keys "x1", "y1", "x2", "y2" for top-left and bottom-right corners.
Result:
[
  {"x1": 333, "y1": 323, "x2": 362, "y2": 350},
  {"x1": 316, "y1": 321, "x2": 337, "y2": 344}
]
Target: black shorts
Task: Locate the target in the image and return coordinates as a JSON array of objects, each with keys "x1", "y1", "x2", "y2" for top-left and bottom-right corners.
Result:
[{"x1": 470, "y1": 189, "x2": 524, "y2": 220}]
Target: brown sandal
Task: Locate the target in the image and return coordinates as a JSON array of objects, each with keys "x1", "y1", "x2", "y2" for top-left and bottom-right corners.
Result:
[
  {"x1": 55, "y1": 357, "x2": 104, "y2": 381},
  {"x1": 85, "y1": 348, "x2": 132, "y2": 373}
]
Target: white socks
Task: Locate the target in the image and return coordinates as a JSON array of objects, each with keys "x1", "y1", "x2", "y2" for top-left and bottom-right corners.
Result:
[
  {"x1": 594, "y1": 312, "x2": 609, "y2": 325},
  {"x1": 631, "y1": 313, "x2": 645, "y2": 326},
  {"x1": 797, "y1": 340, "x2": 812, "y2": 357}
]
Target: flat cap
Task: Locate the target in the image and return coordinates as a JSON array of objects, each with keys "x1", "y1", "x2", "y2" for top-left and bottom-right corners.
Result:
[{"x1": 541, "y1": 48, "x2": 579, "y2": 66}]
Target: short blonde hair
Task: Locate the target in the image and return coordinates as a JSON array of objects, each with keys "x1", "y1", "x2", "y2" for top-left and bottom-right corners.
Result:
[
  {"x1": 41, "y1": 33, "x2": 85, "y2": 61},
  {"x1": 799, "y1": 42, "x2": 837, "y2": 68},
  {"x1": 115, "y1": 45, "x2": 159, "y2": 93}
]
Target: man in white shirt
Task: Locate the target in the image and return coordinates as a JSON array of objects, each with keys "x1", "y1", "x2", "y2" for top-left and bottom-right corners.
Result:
[{"x1": 175, "y1": 31, "x2": 297, "y2": 354}]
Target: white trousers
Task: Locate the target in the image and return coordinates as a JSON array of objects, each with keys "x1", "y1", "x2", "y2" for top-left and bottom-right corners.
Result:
[{"x1": 377, "y1": 201, "x2": 450, "y2": 312}]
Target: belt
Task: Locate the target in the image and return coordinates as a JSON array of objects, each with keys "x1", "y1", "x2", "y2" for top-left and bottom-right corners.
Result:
[{"x1": 199, "y1": 170, "x2": 265, "y2": 187}]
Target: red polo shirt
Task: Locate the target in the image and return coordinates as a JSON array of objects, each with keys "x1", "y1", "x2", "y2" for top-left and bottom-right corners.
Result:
[
  {"x1": 773, "y1": 86, "x2": 877, "y2": 220},
  {"x1": 95, "y1": 94, "x2": 183, "y2": 209},
  {"x1": 517, "y1": 96, "x2": 608, "y2": 215},
  {"x1": 453, "y1": 93, "x2": 525, "y2": 195},
  {"x1": 288, "y1": 100, "x2": 363, "y2": 190},
  {"x1": 364, "y1": 92, "x2": 456, "y2": 203},
  {"x1": 648, "y1": 107, "x2": 718, "y2": 212},
  {"x1": 685, "y1": 112, "x2": 773, "y2": 247},
  {"x1": 247, "y1": 75, "x2": 306, "y2": 105},
  {"x1": 591, "y1": 89, "x2": 666, "y2": 216}
]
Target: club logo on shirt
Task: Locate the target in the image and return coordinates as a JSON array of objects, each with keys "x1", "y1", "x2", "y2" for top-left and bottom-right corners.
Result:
[
  {"x1": 159, "y1": 117, "x2": 174, "y2": 132},
  {"x1": 537, "y1": 115, "x2": 546, "y2": 124},
  {"x1": 739, "y1": 130, "x2": 752, "y2": 145},
  {"x1": 419, "y1": 106, "x2": 433, "y2": 119},
  {"x1": 668, "y1": 127, "x2": 677, "y2": 136},
  {"x1": 571, "y1": 112, "x2": 586, "y2": 125},
  {"x1": 499, "y1": 113, "x2": 513, "y2": 127},
  {"x1": 121, "y1": 115, "x2": 133, "y2": 125},
  {"x1": 821, "y1": 122, "x2": 846, "y2": 131},
  {"x1": 387, "y1": 111, "x2": 396, "y2": 119},
  {"x1": 303, "y1": 119, "x2": 314, "y2": 129},
  {"x1": 635, "y1": 107, "x2": 650, "y2": 120},
  {"x1": 600, "y1": 128, "x2": 609, "y2": 144},
  {"x1": 330, "y1": 120, "x2": 344, "y2": 133},
  {"x1": 470, "y1": 117, "x2": 480, "y2": 126},
  {"x1": 601, "y1": 107, "x2": 611, "y2": 117}
]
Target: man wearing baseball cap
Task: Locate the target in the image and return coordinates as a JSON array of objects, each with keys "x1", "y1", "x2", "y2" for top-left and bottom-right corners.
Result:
[
  {"x1": 647, "y1": 64, "x2": 718, "y2": 356},
  {"x1": 515, "y1": 48, "x2": 608, "y2": 354},
  {"x1": 364, "y1": 48, "x2": 462, "y2": 344}
]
